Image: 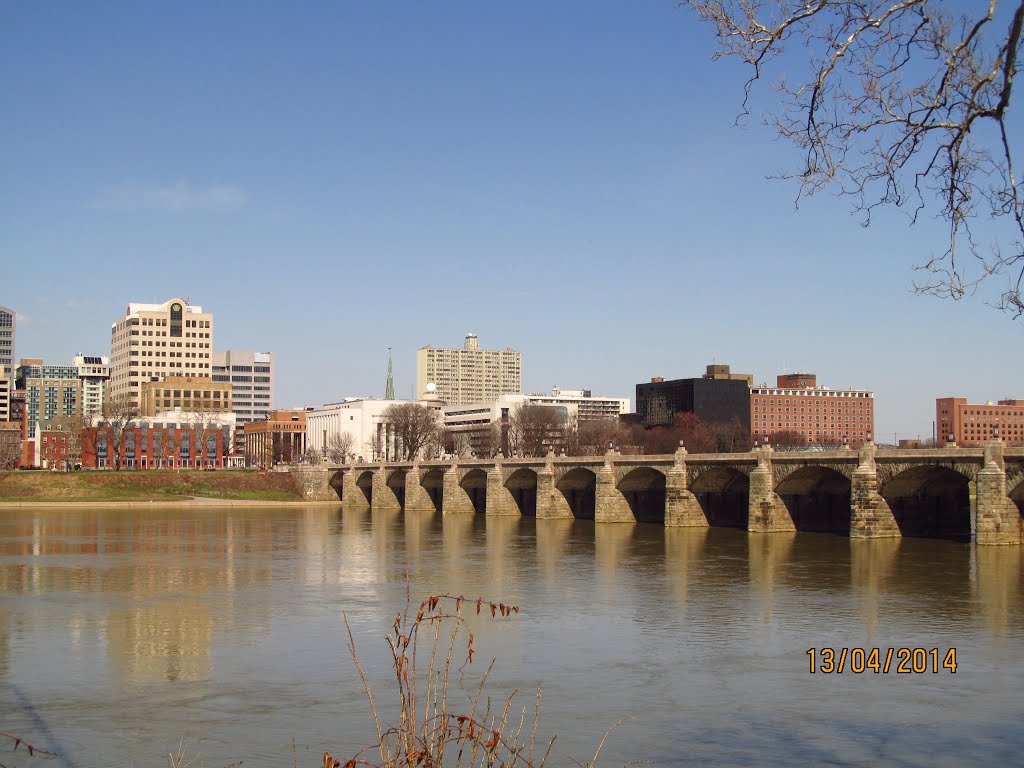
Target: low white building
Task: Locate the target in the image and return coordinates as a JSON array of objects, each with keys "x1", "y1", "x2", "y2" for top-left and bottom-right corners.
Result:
[
  {"x1": 307, "y1": 398, "x2": 443, "y2": 462},
  {"x1": 523, "y1": 387, "x2": 629, "y2": 421},
  {"x1": 442, "y1": 387, "x2": 630, "y2": 456}
]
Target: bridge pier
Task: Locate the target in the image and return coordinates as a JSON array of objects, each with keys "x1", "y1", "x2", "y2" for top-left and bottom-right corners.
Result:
[
  {"x1": 342, "y1": 468, "x2": 369, "y2": 511},
  {"x1": 977, "y1": 442, "x2": 1024, "y2": 545},
  {"x1": 748, "y1": 446, "x2": 795, "y2": 533},
  {"x1": 404, "y1": 463, "x2": 435, "y2": 513},
  {"x1": 486, "y1": 457, "x2": 520, "y2": 516},
  {"x1": 850, "y1": 443, "x2": 900, "y2": 538},
  {"x1": 595, "y1": 453, "x2": 634, "y2": 523},
  {"x1": 537, "y1": 454, "x2": 573, "y2": 519},
  {"x1": 371, "y1": 464, "x2": 401, "y2": 513},
  {"x1": 290, "y1": 466, "x2": 335, "y2": 501},
  {"x1": 442, "y1": 462, "x2": 475, "y2": 515},
  {"x1": 665, "y1": 446, "x2": 708, "y2": 527}
]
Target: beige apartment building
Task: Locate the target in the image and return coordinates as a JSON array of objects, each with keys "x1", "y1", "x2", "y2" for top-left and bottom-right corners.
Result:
[
  {"x1": 109, "y1": 298, "x2": 213, "y2": 408},
  {"x1": 416, "y1": 334, "x2": 521, "y2": 406},
  {"x1": 140, "y1": 375, "x2": 232, "y2": 417}
]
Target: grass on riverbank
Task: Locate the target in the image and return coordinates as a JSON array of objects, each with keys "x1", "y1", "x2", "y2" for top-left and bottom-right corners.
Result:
[{"x1": 0, "y1": 469, "x2": 304, "y2": 502}]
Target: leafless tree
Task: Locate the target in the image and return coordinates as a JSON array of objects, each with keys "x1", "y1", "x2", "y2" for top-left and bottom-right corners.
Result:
[
  {"x1": 364, "y1": 432, "x2": 383, "y2": 462},
  {"x1": 711, "y1": 417, "x2": 753, "y2": 453},
  {"x1": 327, "y1": 432, "x2": 356, "y2": 463},
  {"x1": 98, "y1": 394, "x2": 139, "y2": 470},
  {"x1": 183, "y1": 407, "x2": 224, "y2": 468},
  {"x1": 570, "y1": 418, "x2": 637, "y2": 455},
  {"x1": 441, "y1": 422, "x2": 501, "y2": 457},
  {"x1": 150, "y1": 430, "x2": 167, "y2": 469},
  {"x1": 684, "y1": 0, "x2": 1024, "y2": 315},
  {"x1": 381, "y1": 403, "x2": 443, "y2": 460},
  {"x1": 506, "y1": 403, "x2": 567, "y2": 457},
  {"x1": 768, "y1": 429, "x2": 809, "y2": 449}
]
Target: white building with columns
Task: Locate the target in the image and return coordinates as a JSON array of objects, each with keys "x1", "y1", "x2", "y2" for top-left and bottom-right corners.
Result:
[{"x1": 306, "y1": 398, "x2": 443, "y2": 462}]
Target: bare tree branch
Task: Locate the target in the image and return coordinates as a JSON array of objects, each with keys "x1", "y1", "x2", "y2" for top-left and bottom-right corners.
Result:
[{"x1": 685, "y1": 0, "x2": 1024, "y2": 316}]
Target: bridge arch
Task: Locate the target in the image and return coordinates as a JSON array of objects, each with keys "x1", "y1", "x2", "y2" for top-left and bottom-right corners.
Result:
[
  {"x1": 690, "y1": 466, "x2": 749, "y2": 528},
  {"x1": 460, "y1": 467, "x2": 488, "y2": 515},
  {"x1": 385, "y1": 469, "x2": 407, "y2": 509},
  {"x1": 420, "y1": 468, "x2": 445, "y2": 513},
  {"x1": 328, "y1": 470, "x2": 345, "y2": 501},
  {"x1": 879, "y1": 465, "x2": 972, "y2": 540},
  {"x1": 353, "y1": 470, "x2": 374, "y2": 507},
  {"x1": 505, "y1": 467, "x2": 538, "y2": 516},
  {"x1": 774, "y1": 466, "x2": 852, "y2": 534},
  {"x1": 555, "y1": 467, "x2": 596, "y2": 519},
  {"x1": 617, "y1": 467, "x2": 667, "y2": 523}
]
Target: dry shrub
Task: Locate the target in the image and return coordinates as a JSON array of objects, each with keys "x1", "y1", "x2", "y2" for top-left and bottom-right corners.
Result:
[{"x1": 333, "y1": 593, "x2": 622, "y2": 768}]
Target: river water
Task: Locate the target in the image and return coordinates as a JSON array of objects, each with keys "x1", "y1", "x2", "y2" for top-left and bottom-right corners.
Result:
[{"x1": 1, "y1": 505, "x2": 1022, "y2": 767}]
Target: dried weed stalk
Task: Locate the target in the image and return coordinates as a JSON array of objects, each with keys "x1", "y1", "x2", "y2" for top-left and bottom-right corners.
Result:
[
  {"x1": 334, "y1": 592, "x2": 593, "y2": 768},
  {"x1": 0, "y1": 731, "x2": 57, "y2": 768}
]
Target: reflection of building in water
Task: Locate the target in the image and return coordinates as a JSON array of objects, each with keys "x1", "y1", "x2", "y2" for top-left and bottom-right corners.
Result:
[
  {"x1": 298, "y1": 507, "x2": 384, "y2": 588},
  {"x1": 0, "y1": 509, "x2": 283, "y2": 681},
  {"x1": 108, "y1": 603, "x2": 214, "y2": 682}
]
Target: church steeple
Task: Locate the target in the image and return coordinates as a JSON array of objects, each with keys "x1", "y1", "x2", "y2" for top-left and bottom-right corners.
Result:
[{"x1": 385, "y1": 348, "x2": 395, "y2": 400}]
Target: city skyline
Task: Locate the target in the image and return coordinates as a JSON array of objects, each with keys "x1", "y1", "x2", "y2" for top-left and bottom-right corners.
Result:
[{"x1": 3, "y1": 2, "x2": 1022, "y2": 442}]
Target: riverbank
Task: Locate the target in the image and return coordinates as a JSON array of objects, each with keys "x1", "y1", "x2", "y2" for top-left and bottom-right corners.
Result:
[{"x1": 0, "y1": 469, "x2": 309, "y2": 503}]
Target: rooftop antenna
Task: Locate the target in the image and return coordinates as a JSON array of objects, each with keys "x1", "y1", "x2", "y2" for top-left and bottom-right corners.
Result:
[{"x1": 385, "y1": 348, "x2": 395, "y2": 400}]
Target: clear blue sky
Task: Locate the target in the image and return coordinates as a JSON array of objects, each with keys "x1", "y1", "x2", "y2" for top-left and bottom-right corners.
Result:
[{"x1": 2, "y1": 1, "x2": 1020, "y2": 442}]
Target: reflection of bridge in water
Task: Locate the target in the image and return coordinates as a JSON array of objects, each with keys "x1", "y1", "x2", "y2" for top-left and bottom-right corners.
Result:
[{"x1": 295, "y1": 442, "x2": 1024, "y2": 544}]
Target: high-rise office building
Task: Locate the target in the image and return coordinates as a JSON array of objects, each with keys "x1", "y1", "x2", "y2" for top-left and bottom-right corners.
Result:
[
  {"x1": 0, "y1": 305, "x2": 15, "y2": 371},
  {"x1": 211, "y1": 350, "x2": 274, "y2": 427},
  {"x1": 109, "y1": 298, "x2": 213, "y2": 408},
  {"x1": 416, "y1": 334, "x2": 521, "y2": 406}
]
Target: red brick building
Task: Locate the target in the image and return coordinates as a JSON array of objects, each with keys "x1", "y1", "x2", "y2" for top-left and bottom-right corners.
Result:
[
  {"x1": 244, "y1": 409, "x2": 307, "y2": 468},
  {"x1": 37, "y1": 419, "x2": 78, "y2": 470},
  {"x1": 936, "y1": 397, "x2": 1024, "y2": 447},
  {"x1": 750, "y1": 372, "x2": 874, "y2": 447},
  {"x1": 0, "y1": 421, "x2": 20, "y2": 469},
  {"x1": 82, "y1": 423, "x2": 231, "y2": 469}
]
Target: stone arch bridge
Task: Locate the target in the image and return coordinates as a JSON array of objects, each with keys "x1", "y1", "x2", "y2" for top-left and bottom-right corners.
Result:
[{"x1": 292, "y1": 443, "x2": 1024, "y2": 544}]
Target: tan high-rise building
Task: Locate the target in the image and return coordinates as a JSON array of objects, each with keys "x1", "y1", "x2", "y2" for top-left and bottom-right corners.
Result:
[
  {"x1": 416, "y1": 334, "x2": 521, "y2": 406},
  {"x1": 109, "y1": 298, "x2": 213, "y2": 408}
]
